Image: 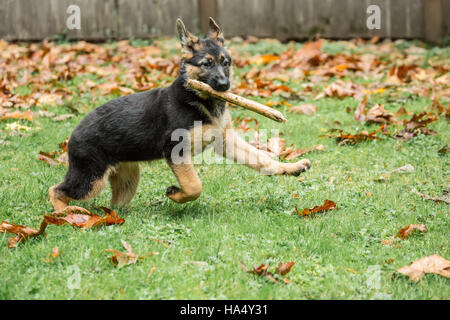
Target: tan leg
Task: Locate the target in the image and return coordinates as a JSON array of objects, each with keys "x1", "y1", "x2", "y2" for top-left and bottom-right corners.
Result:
[
  {"x1": 222, "y1": 129, "x2": 311, "y2": 176},
  {"x1": 79, "y1": 167, "x2": 114, "y2": 201},
  {"x1": 49, "y1": 167, "x2": 114, "y2": 211},
  {"x1": 166, "y1": 162, "x2": 202, "y2": 203},
  {"x1": 109, "y1": 162, "x2": 140, "y2": 207},
  {"x1": 49, "y1": 185, "x2": 71, "y2": 211}
]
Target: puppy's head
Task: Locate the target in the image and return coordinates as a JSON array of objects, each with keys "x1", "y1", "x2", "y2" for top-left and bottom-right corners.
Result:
[{"x1": 177, "y1": 17, "x2": 231, "y2": 92}]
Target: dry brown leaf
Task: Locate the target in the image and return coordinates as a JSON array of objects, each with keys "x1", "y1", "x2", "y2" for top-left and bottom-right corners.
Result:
[
  {"x1": 315, "y1": 81, "x2": 364, "y2": 100},
  {"x1": 322, "y1": 128, "x2": 381, "y2": 145},
  {"x1": 37, "y1": 138, "x2": 69, "y2": 166},
  {"x1": 105, "y1": 240, "x2": 138, "y2": 269},
  {"x1": 245, "y1": 66, "x2": 259, "y2": 80},
  {"x1": 366, "y1": 104, "x2": 394, "y2": 123},
  {"x1": 353, "y1": 96, "x2": 368, "y2": 122},
  {"x1": 234, "y1": 116, "x2": 259, "y2": 132},
  {"x1": 296, "y1": 199, "x2": 337, "y2": 217},
  {"x1": 354, "y1": 97, "x2": 394, "y2": 124},
  {"x1": 43, "y1": 206, "x2": 125, "y2": 229},
  {"x1": 290, "y1": 104, "x2": 317, "y2": 116},
  {"x1": 395, "y1": 112, "x2": 437, "y2": 141},
  {"x1": 283, "y1": 144, "x2": 325, "y2": 160},
  {"x1": 52, "y1": 114, "x2": 74, "y2": 122},
  {"x1": 95, "y1": 83, "x2": 135, "y2": 96},
  {"x1": 44, "y1": 246, "x2": 61, "y2": 263},
  {"x1": 391, "y1": 164, "x2": 414, "y2": 173},
  {"x1": 404, "y1": 112, "x2": 437, "y2": 132},
  {"x1": 398, "y1": 254, "x2": 450, "y2": 282},
  {"x1": 238, "y1": 262, "x2": 274, "y2": 284},
  {"x1": 37, "y1": 154, "x2": 61, "y2": 166},
  {"x1": 0, "y1": 220, "x2": 46, "y2": 248},
  {"x1": 149, "y1": 266, "x2": 157, "y2": 275},
  {"x1": 438, "y1": 145, "x2": 450, "y2": 154},
  {"x1": 249, "y1": 54, "x2": 280, "y2": 65},
  {"x1": 277, "y1": 262, "x2": 295, "y2": 276},
  {"x1": 37, "y1": 93, "x2": 63, "y2": 106},
  {"x1": 387, "y1": 64, "x2": 419, "y2": 84},
  {"x1": 396, "y1": 224, "x2": 427, "y2": 240},
  {"x1": 413, "y1": 189, "x2": 450, "y2": 204},
  {"x1": 381, "y1": 238, "x2": 395, "y2": 246},
  {"x1": 239, "y1": 260, "x2": 295, "y2": 284},
  {"x1": 1, "y1": 110, "x2": 33, "y2": 122}
]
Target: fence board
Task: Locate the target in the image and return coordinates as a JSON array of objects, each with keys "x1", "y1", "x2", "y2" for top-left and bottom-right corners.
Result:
[
  {"x1": 408, "y1": 0, "x2": 425, "y2": 38},
  {"x1": 274, "y1": 0, "x2": 384, "y2": 39},
  {"x1": 117, "y1": 0, "x2": 199, "y2": 39},
  {"x1": 424, "y1": 0, "x2": 445, "y2": 43},
  {"x1": 0, "y1": 0, "x2": 118, "y2": 41},
  {"x1": 216, "y1": 0, "x2": 275, "y2": 38},
  {"x1": 444, "y1": 0, "x2": 450, "y2": 39}
]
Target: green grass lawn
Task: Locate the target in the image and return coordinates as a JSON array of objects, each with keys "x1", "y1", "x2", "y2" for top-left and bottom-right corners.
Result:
[{"x1": 0, "y1": 39, "x2": 449, "y2": 299}]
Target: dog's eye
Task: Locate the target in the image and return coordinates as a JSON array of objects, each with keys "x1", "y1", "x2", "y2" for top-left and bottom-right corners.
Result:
[
  {"x1": 202, "y1": 60, "x2": 214, "y2": 68},
  {"x1": 223, "y1": 60, "x2": 230, "y2": 67}
]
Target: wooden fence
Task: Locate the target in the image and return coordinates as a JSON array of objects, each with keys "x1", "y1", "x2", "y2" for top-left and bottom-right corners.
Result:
[{"x1": 0, "y1": 0, "x2": 448, "y2": 43}]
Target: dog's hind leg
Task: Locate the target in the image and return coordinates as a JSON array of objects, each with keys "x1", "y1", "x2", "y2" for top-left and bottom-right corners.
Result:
[
  {"x1": 50, "y1": 164, "x2": 114, "y2": 211},
  {"x1": 109, "y1": 162, "x2": 140, "y2": 207}
]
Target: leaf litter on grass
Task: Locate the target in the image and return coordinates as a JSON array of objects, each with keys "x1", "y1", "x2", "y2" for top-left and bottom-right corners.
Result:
[
  {"x1": 105, "y1": 240, "x2": 159, "y2": 269},
  {"x1": 296, "y1": 199, "x2": 337, "y2": 217},
  {"x1": 1, "y1": 37, "x2": 449, "y2": 295},
  {"x1": 43, "y1": 206, "x2": 125, "y2": 229},
  {"x1": 239, "y1": 261, "x2": 295, "y2": 284},
  {"x1": 0, "y1": 220, "x2": 47, "y2": 248},
  {"x1": 37, "y1": 138, "x2": 69, "y2": 166},
  {"x1": 1, "y1": 206, "x2": 125, "y2": 248},
  {"x1": 413, "y1": 188, "x2": 450, "y2": 204},
  {"x1": 44, "y1": 246, "x2": 61, "y2": 263},
  {"x1": 382, "y1": 223, "x2": 427, "y2": 246},
  {"x1": 396, "y1": 224, "x2": 427, "y2": 240}
]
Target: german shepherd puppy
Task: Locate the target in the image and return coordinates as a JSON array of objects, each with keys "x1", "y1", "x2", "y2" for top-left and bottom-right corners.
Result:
[{"x1": 49, "y1": 18, "x2": 311, "y2": 210}]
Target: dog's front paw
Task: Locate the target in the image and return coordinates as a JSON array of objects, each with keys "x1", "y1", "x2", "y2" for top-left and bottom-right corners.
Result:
[
  {"x1": 166, "y1": 185, "x2": 181, "y2": 196},
  {"x1": 290, "y1": 159, "x2": 311, "y2": 176},
  {"x1": 299, "y1": 159, "x2": 311, "y2": 170}
]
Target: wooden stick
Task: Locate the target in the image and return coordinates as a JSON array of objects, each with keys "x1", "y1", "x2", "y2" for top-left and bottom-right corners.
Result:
[{"x1": 187, "y1": 79, "x2": 287, "y2": 123}]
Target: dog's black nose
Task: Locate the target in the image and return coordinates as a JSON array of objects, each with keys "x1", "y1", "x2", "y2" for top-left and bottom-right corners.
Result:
[{"x1": 214, "y1": 78, "x2": 230, "y2": 91}]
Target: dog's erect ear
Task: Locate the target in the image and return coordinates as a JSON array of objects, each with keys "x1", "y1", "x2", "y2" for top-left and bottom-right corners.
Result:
[
  {"x1": 176, "y1": 18, "x2": 199, "y2": 56},
  {"x1": 207, "y1": 17, "x2": 224, "y2": 45}
]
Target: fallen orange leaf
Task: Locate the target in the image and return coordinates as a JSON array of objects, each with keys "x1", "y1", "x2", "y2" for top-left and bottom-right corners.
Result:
[
  {"x1": 289, "y1": 103, "x2": 317, "y2": 116},
  {"x1": 283, "y1": 144, "x2": 325, "y2": 161},
  {"x1": 1, "y1": 110, "x2": 33, "y2": 122},
  {"x1": 398, "y1": 254, "x2": 450, "y2": 282},
  {"x1": 0, "y1": 220, "x2": 47, "y2": 248},
  {"x1": 105, "y1": 240, "x2": 138, "y2": 269},
  {"x1": 44, "y1": 246, "x2": 61, "y2": 262},
  {"x1": 43, "y1": 206, "x2": 124, "y2": 229},
  {"x1": 322, "y1": 128, "x2": 380, "y2": 145},
  {"x1": 249, "y1": 54, "x2": 280, "y2": 65},
  {"x1": 396, "y1": 224, "x2": 427, "y2": 240},
  {"x1": 37, "y1": 138, "x2": 69, "y2": 166},
  {"x1": 296, "y1": 199, "x2": 337, "y2": 217},
  {"x1": 277, "y1": 262, "x2": 295, "y2": 276}
]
